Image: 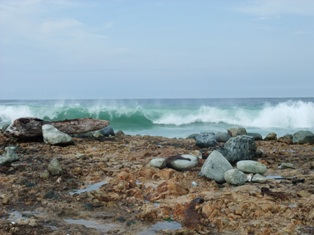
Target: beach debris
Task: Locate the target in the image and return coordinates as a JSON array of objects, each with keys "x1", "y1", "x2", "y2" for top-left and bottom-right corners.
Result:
[
  {"x1": 42, "y1": 124, "x2": 73, "y2": 145},
  {"x1": 278, "y1": 162, "x2": 295, "y2": 169},
  {"x1": 261, "y1": 187, "x2": 289, "y2": 200},
  {"x1": 199, "y1": 150, "x2": 233, "y2": 183},
  {"x1": 0, "y1": 146, "x2": 19, "y2": 166},
  {"x1": 218, "y1": 135, "x2": 257, "y2": 164},
  {"x1": 4, "y1": 117, "x2": 109, "y2": 138},
  {"x1": 224, "y1": 169, "x2": 247, "y2": 186},
  {"x1": 182, "y1": 197, "x2": 205, "y2": 228},
  {"x1": 236, "y1": 160, "x2": 267, "y2": 174}
]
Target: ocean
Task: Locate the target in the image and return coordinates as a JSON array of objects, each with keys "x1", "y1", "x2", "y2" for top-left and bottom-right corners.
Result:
[{"x1": 0, "y1": 98, "x2": 313, "y2": 138}]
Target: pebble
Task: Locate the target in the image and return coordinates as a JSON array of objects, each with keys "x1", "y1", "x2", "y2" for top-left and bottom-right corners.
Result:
[{"x1": 251, "y1": 174, "x2": 267, "y2": 183}]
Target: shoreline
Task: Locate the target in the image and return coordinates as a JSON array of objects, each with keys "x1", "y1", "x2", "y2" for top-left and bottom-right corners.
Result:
[{"x1": 0, "y1": 131, "x2": 313, "y2": 234}]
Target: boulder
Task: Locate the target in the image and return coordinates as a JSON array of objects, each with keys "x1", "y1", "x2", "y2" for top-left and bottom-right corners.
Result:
[
  {"x1": 224, "y1": 169, "x2": 247, "y2": 186},
  {"x1": 236, "y1": 160, "x2": 267, "y2": 174},
  {"x1": 219, "y1": 135, "x2": 257, "y2": 164},
  {"x1": 227, "y1": 127, "x2": 247, "y2": 137},
  {"x1": 0, "y1": 146, "x2": 19, "y2": 166},
  {"x1": 277, "y1": 134, "x2": 293, "y2": 144},
  {"x1": 42, "y1": 124, "x2": 73, "y2": 145},
  {"x1": 215, "y1": 132, "x2": 231, "y2": 142},
  {"x1": 264, "y1": 132, "x2": 277, "y2": 141},
  {"x1": 194, "y1": 133, "x2": 217, "y2": 148},
  {"x1": 4, "y1": 117, "x2": 109, "y2": 138},
  {"x1": 293, "y1": 131, "x2": 314, "y2": 144},
  {"x1": 199, "y1": 150, "x2": 233, "y2": 183}
]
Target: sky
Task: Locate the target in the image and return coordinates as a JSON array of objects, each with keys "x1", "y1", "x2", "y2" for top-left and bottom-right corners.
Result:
[{"x1": 0, "y1": 0, "x2": 313, "y2": 99}]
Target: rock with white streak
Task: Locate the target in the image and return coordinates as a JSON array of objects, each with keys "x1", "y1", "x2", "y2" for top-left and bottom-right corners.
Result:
[{"x1": 42, "y1": 124, "x2": 73, "y2": 145}]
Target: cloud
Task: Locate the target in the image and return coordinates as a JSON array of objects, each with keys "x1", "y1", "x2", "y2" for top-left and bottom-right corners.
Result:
[
  {"x1": 237, "y1": 0, "x2": 314, "y2": 16},
  {"x1": 41, "y1": 19, "x2": 84, "y2": 34}
]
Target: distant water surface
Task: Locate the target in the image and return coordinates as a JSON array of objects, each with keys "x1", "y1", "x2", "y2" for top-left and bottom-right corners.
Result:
[{"x1": 1, "y1": 98, "x2": 313, "y2": 138}]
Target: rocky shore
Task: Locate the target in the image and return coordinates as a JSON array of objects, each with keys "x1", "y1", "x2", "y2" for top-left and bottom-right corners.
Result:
[{"x1": 0, "y1": 126, "x2": 314, "y2": 234}]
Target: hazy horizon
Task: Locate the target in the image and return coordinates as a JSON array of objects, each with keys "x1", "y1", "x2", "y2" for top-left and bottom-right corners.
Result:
[{"x1": 1, "y1": 0, "x2": 313, "y2": 99}]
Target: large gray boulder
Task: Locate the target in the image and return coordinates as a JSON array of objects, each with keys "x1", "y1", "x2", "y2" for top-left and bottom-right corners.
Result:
[
  {"x1": 199, "y1": 150, "x2": 233, "y2": 183},
  {"x1": 42, "y1": 124, "x2": 73, "y2": 145},
  {"x1": 292, "y1": 131, "x2": 314, "y2": 144},
  {"x1": 224, "y1": 169, "x2": 247, "y2": 186},
  {"x1": 194, "y1": 133, "x2": 217, "y2": 148},
  {"x1": 219, "y1": 135, "x2": 257, "y2": 164}
]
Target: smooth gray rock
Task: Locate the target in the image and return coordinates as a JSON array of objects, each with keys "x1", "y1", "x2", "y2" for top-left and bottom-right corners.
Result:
[
  {"x1": 293, "y1": 131, "x2": 314, "y2": 144},
  {"x1": 48, "y1": 158, "x2": 63, "y2": 176},
  {"x1": 194, "y1": 133, "x2": 217, "y2": 147},
  {"x1": 264, "y1": 132, "x2": 277, "y2": 141},
  {"x1": 224, "y1": 169, "x2": 247, "y2": 186},
  {"x1": 247, "y1": 133, "x2": 263, "y2": 141},
  {"x1": 227, "y1": 127, "x2": 247, "y2": 137},
  {"x1": 251, "y1": 174, "x2": 267, "y2": 183},
  {"x1": 219, "y1": 135, "x2": 257, "y2": 164},
  {"x1": 215, "y1": 132, "x2": 231, "y2": 142},
  {"x1": 236, "y1": 160, "x2": 267, "y2": 174},
  {"x1": 98, "y1": 125, "x2": 115, "y2": 137},
  {"x1": 0, "y1": 146, "x2": 19, "y2": 166},
  {"x1": 199, "y1": 150, "x2": 233, "y2": 183},
  {"x1": 42, "y1": 124, "x2": 73, "y2": 145}
]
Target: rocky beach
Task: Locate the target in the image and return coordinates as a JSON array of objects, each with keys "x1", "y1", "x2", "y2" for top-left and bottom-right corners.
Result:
[{"x1": 0, "y1": 123, "x2": 314, "y2": 235}]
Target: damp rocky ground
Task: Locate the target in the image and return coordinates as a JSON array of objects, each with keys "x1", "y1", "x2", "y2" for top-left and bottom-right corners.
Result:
[{"x1": 0, "y1": 132, "x2": 313, "y2": 235}]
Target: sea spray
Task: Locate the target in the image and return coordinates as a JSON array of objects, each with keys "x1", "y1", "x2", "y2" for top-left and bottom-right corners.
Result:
[{"x1": 0, "y1": 98, "x2": 313, "y2": 138}]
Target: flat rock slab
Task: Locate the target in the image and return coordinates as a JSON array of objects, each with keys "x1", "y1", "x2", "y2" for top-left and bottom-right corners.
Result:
[{"x1": 4, "y1": 117, "x2": 109, "y2": 138}]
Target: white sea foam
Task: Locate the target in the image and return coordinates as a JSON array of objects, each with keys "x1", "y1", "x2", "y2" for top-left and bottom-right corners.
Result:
[{"x1": 154, "y1": 100, "x2": 314, "y2": 129}]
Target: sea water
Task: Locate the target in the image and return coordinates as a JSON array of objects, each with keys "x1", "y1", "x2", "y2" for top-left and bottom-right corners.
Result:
[{"x1": 0, "y1": 98, "x2": 313, "y2": 138}]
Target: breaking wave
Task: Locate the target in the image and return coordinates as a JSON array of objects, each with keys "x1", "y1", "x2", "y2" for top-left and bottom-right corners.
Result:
[{"x1": 0, "y1": 99, "x2": 313, "y2": 135}]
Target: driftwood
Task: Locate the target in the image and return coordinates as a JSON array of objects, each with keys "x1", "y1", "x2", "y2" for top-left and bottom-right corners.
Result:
[{"x1": 4, "y1": 117, "x2": 109, "y2": 138}]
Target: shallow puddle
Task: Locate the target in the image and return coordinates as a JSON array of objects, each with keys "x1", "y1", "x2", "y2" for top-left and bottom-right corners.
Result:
[
  {"x1": 138, "y1": 221, "x2": 182, "y2": 235},
  {"x1": 64, "y1": 218, "x2": 117, "y2": 232},
  {"x1": 69, "y1": 181, "x2": 107, "y2": 195},
  {"x1": 266, "y1": 175, "x2": 282, "y2": 179}
]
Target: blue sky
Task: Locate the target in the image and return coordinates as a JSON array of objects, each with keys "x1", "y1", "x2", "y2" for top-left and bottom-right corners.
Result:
[{"x1": 0, "y1": 0, "x2": 313, "y2": 99}]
